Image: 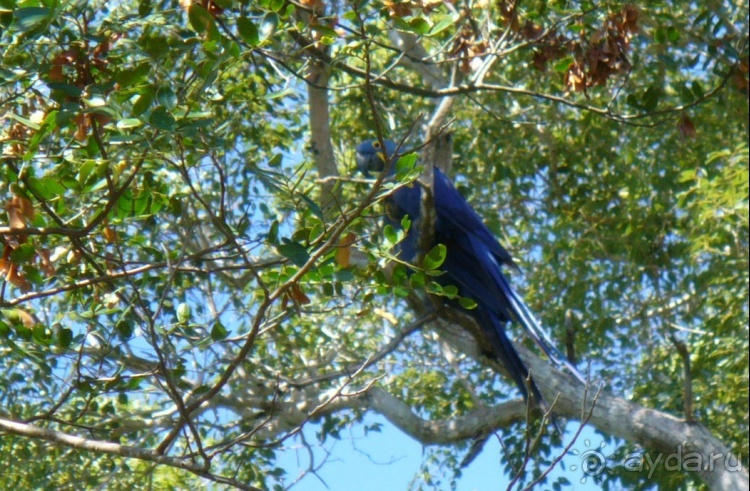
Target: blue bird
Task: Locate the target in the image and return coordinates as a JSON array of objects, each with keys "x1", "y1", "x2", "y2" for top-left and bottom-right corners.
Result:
[{"x1": 355, "y1": 138, "x2": 583, "y2": 414}]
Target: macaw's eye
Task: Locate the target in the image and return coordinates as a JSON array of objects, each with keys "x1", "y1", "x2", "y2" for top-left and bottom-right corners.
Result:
[{"x1": 372, "y1": 141, "x2": 381, "y2": 149}]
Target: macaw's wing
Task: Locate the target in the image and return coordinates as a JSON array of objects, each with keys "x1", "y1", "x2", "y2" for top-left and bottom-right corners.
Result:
[
  {"x1": 431, "y1": 168, "x2": 584, "y2": 382},
  {"x1": 433, "y1": 169, "x2": 517, "y2": 268},
  {"x1": 386, "y1": 183, "x2": 422, "y2": 263}
]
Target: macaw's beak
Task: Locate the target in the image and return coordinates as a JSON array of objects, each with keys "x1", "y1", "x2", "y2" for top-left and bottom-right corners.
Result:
[{"x1": 355, "y1": 151, "x2": 386, "y2": 177}]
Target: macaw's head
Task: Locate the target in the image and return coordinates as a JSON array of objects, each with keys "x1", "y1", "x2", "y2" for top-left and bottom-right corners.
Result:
[{"x1": 355, "y1": 139, "x2": 398, "y2": 177}]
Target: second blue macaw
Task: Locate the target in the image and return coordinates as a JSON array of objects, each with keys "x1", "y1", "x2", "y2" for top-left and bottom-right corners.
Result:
[{"x1": 355, "y1": 138, "x2": 583, "y2": 412}]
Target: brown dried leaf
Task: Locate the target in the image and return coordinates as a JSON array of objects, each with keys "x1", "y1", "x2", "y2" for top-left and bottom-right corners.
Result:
[
  {"x1": 38, "y1": 248, "x2": 56, "y2": 276},
  {"x1": 93, "y1": 36, "x2": 113, "y2": 59},
  {"x1": 678, "y1": 114, "x2": 696, "y2": 139},
  {"x1": 17, "y1": 196, "x2": 35, "y2": 220},
  {"x1": 621, "y1": 5, "x2": 639, "y2": 33},
  {"x1": 289, "y1": 283, "x2": 311, "y2": 305},
  {"x1": 206, "y1": 0, "x2": 224, "y2": 17},
  {"x1": 6, "y1": 263, "x2": 31, "y2": 292},
  {"x1": 0, "y1": 245, "x2": 11, "y2": 275},
  {"x1": 103, "y1": 225, "x2": 118, "y2": 244},
  {"x1": 335, "y1": 233, "x2": 356, "y2": 268},
  {"x1": 532, "y1": 51, "x2": 548, "y2": 71},
  {"x1": 498, "y1": 0, "x2": 519, "y2": 31},
  {"x1": 733, "y1": 60, "x2": 749, "y2": 93},
  {"x1": 4, "y1": 308, "x2": 36, "y2": 328},
  {"x1": 521, "y1": 21, "x2": 543, "y2": 40},
  {"x1": 418, "y1": 0, "x2": 443, "y2": 13},
  {"x1": 733, "y1": 71, "x2": 749, "y2": 93},
  {"x1": 564, "y1": 63, "x2": 587, "y2": 92},
  {"x1": 384, "y1": 0, "x2": 413, "y2": 18},
  {"x1": 7, "y1": 196, "x2": 34, "y2": 229},
  {"x1": 300, "y1": 0, "x2": 325, "y2": 14},
  {"x1": 49, "y1": 65, "x2": 64, "y2": 82},
  {"x1": 75, "y1": 113, "x2": 90, "y2": 142}
]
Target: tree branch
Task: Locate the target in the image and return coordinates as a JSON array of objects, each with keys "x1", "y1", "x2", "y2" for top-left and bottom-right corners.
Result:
[{"x1": 0, "y1": 417, "x2": 264, "y2": 491}]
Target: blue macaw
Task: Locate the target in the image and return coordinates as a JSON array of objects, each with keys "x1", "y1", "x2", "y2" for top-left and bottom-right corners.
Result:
[{"x1": 355, "y1": 138, "x2": 583, "y2": 411}]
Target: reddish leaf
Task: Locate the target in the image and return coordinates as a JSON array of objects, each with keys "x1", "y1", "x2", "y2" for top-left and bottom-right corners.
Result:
[
  {"x1": 6, "y1": 263, "x2": 31, "y2": 291},
  {"x1": 678, "y1": 114, "x2": 696, "y2": 139},
  {"x1": 7, "y1": 196, "x2": 34, "y2": 229},
  {"x1": 564, "y1": 63, "x2": 587, "y2": 92},
  {"x1": 620, "y1": 5, "x2": 639, "y2": 33},
  {"x1": 289, "y1": 283, "x2": 310, "y2": 305},
  {"x1": 75, "y1": 113, "x2": 90, "y2": 142}
]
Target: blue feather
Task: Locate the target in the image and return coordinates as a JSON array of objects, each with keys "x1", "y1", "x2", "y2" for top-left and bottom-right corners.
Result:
[{"x1": 355, "y1": 139, "x2": 584, "y2": 415}]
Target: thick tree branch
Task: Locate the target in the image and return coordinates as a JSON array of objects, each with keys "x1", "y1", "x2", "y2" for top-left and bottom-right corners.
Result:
[{"x1": 428, "y1": 313, "x2": 749, "y2": 491}]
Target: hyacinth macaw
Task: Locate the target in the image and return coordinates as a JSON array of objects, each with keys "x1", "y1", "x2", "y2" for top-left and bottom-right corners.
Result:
[{"x1": 355, "y1": 138, "x2": 583, "y2": 412}]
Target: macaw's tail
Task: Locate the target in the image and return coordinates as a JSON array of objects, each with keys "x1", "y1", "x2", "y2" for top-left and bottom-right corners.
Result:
[
  {"x1": 473, "y1": 306, "x2": 563, "y2": 434},
  {"x1": 492, "y1": 270, "x2": 586, "y2": 384}
]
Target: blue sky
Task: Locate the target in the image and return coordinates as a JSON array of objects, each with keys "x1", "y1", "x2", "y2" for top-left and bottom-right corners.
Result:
[{"x1": 275, "y1": 415, "x2": 609, "y2": 491}]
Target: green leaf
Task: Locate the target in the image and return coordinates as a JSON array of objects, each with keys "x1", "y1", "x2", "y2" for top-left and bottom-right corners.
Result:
[
  {"x1": 211, "y1": 320, "x2": 228, "y2": 341},
  {"x1": 260, "y1": 13, "x2": 279, "y2": 43},
  {"x1": 458, "y1": 297, "x2": 477, "y2": 309},
  {"x1": 553, "y1": 56, "x2": 574, "y2": 73},
  {"x1": 32, "y1": 324, "x2": 51, "y2": 345},
  {"x1": 298, "y1": 193, "x2": 324, "y2": 221},
  {"x1": 15, "y1": 324, "x2": 33, "y2": 341},
  {"x1": 267, "y1": 220, "x2": 279, "y2": 244},
  {"x1": 10, "y1": 244, "x2": 36, "y2": 263},
  {"x1": 132, "y1": 88, "x2": 155, "y2": 116},
  {"x1": 429, "y1": 12, "x2": 459, "y2": 36},
  {"x1": 188, "y1": 4, "x2": 216, "y2": 35},
  {"x1": 269, "y1": 0, "x2": 285, "y2": 12},
  {"x1": 400, "y1": 215, "x2": 411, "y2": 232},
  {"x1": 679, "y1": 169, "x2": 696, "y2": 182},
  {"x1": 667, "y1": 26, "x2": 680, "y2": 43},
  {"x1": 691, "y1": 80, "x2": 705, "y2": 98},
  {"x1": 410, "y1": 271, "x2": 426, "y2": 288},
  {"x1": 156, "y1": 86, "x2": 177, "y2": 110},
  {"x1": 408, "y1": 17, "x2": 431, "y2": 35},
  {"x1": 642, "y1": 85, "x2": 661, "y2": 111},
  {"x1": 116, "y1": 320, "x2": 134, "y2": 340},
  {"x1": 268, "y1": 153, "x2": 283, "y2": 167},
  {"x1": 177, "y1": 303, "x2": 191, "y2": 323},
  {"x1": 24, "y1": 110, "x2": 58, "y2": 159},
  {"x1": 237, "y1": 16, "x2": 260, "y2": 46},
  {"x1": 117, "y1": 118, "x2": 143, "y2": 129},
  {"x1": 47, "y1": 83, "x2": 83, "y2": 98},
  {"x1": 13, "y1": 7, "x2": 50, "y2": 33},
  {"x1": 442, "y1": 284, "x2": 458, "y2": 298},
  {"x1": 277, "y1": 240, "x2": 310, "y2": 266},
  {"x1": 423, "y1": 244, "x2": 446, "y2": 270},
  {"x1": 149, "y1": 106, "x2": 176, "y2": 131},
  {"x1": 0, "y1": 320, "x2": 10, "y2": 338},
  {"x1": 311, "y1": 23, "x2": 338, "y2": 38},
  {"x1": 396, "y1": 152, "x2": 418, "y2": 172},
  {"x1": 654, "y1": 27, "x2": 667, "y2": 44},
  {"x1": 383, "y1": 224, "x2": 399, "y2": 245},
  {"x1": 57, "y1": 328, "x2": 73, "y2": 349},
  {"x1": 393, "y1": 286, "x2": 410, "y2": 298},
  {"x1": 27, "y1": 177, "x2": 67, "y2": 200},
  {"x1": 426, "y1": 282, "x2": 443, "y2": 295},
  {"x1": 115, "y1": 63, "x2": 151, "y2": 88}
]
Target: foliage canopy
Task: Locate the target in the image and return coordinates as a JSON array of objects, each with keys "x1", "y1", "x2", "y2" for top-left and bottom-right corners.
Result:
[{"x1": 0, "y1": 0, "x2": 747, "y2": 490}]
